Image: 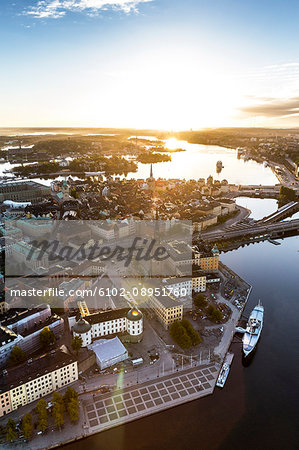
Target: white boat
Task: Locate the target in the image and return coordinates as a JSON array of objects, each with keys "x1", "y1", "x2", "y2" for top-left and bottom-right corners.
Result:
[
  {"x1": 216, "y1": 353, "x2": 234, "y2": 388},
  {"x1": 242, "y1": 301, "x2": 264, "y2": 357}
]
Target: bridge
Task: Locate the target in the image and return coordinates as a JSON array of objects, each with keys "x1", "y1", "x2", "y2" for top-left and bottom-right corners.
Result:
[
  {"x1": 259, "y1": 201, "x2": 299, "y2": 224},
  {"x1": 201, "y1": 218, "x2": 299, "y2": 243}
]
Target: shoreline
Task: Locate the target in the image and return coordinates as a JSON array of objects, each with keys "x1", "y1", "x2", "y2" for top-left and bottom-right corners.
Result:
[{"x1": 28, "y1": 265, "x2": 252, "y2": 450}]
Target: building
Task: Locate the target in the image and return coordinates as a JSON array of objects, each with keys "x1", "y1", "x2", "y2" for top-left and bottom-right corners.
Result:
[
  {"x1": 0, "y1": 349, "x2": 78, "y2": 417},
  {"x1": 163, "y1": 277, "x2": 192, "y2": 297},
  {"x1": 148, "y1": 291, "x2": 183, "y2": 329},
  {"x1": 0, "y1": 326, "x2": 22, "y2": 366},
  {"x1": 192, "y1": 267, "x2": 207, "y2": 292},
  {"x1": 193, "y1": 244, "x2": 219, "y2": 272},
  {"x1": 10, "y1": 240, "x2": 49, "y2": 272},
  {"x1": 88, "y1": 337, "x2": 128, "y2": 369},
  {"x1": 0, "y1": 305, "x2": 64, "y2": 365},
  {"x1": 71, "y1": 307, "x2": 143, "y2": 345},
  {"x1": 198, "y1": 214, "x2": 217, "y2": 230},
  {"x1": 14, "y1": 217, "x2": 54, "y2": 238},
  {"x1": 0, "y1": 181, "x2": 50, "y2": 203}
]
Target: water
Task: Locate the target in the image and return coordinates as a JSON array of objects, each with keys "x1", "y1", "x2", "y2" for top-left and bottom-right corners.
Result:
[
  {"x1": 65, "y1": 235, "x2": 299, "y2": 450},
  {"x1": 235, "y1": 197, "x2": 278, "y2": 220},
  {"x1": 125, "y1": 139, "x2": 278, "y2": 185},
  {"x1": 0, "y1": 139, "x2": 278, "y2": 187}
]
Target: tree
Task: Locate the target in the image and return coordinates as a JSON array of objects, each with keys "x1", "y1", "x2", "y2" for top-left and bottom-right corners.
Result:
[
  {"x1": 207, "y1": 305, "x2": 223, "y2": 323},
  {"x1": 194, "y1": 293, "x2": 207, "y2": 309},
  {"x1": 40, "y1": 326, "x2": 55, "y2": 348},
  {"x1": 5, "y1": 419, "x2": 17, "y2": 443},
  {"x1": 22, "y1": 413, "x2": 33, "y2": 440},
  {"x1": 181, "y1": 319, "x2": 202, "y2": 346},
  {"x1": 71, "y1": 336, "x2": 83, "y2": 355},
  {"x1": 67, "y1": 397, "x2": 79, "y2": 423},
  {"x1": 63, "y1": 387, "x2": 78, "y2": 405},
  {"x1": 279, "y1": 186, "x2": 297, "y2": 206},
  {"x1": 36, "y1": 399, "x2": 48, "y2": 432},
  {"x1": 9, "y1": 345, "x2": 27, "y2": 365},
  {"x1": 64, "y1": 387, "x2": 79, "y2": 422},
  {"x1": 170, "y1": 321, "x2": 192, "y2": 349},
  {"x1": 52, "y1": 391, "x2": 64, "y2": 430},
  {"x1": 53, "y1": 403, "x2": 64, "y2": 429}
]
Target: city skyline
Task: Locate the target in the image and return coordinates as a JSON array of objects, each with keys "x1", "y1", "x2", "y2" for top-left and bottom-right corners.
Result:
[{"x1": 1, "y1": 0, "x2": 299, "y2": 129}]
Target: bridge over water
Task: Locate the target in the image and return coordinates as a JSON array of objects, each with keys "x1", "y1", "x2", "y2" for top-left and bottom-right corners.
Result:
[{"x1": 201, "y1": 218, "x2": 299, "y2": 243}]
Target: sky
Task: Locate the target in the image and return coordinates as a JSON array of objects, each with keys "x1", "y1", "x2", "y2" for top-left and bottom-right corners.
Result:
[{"x1": 0, "y1": 0, "x2": 299, "y2": 129}]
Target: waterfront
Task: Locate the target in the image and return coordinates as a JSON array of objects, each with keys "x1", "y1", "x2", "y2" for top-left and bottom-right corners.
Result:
[
  {"x1": 126, "y1": 140, "x2": 278, "y2": 185},
  {"x1": 0, "y1": 139, "x2": 278, "y2": 186},
  {"x1": 65, "y1": 235, "x2": 299, "y2": 450}
]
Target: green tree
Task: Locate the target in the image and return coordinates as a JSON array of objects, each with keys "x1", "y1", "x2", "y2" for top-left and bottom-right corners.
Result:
[
  {"x1": 53, "y1": 403, "x2": 64, "y2": 429},
  {"x1": 181, "y1": 319, "x2": 202, "y2": 346},
  {"x1": 63, "y1": 387, "x2": 78, "y2": 405},
  {"x1": 52, "y1": 391, "x2": 64, "y2": 429},
  {"x1": 71, "y1": 336, "x2": 83, "y2": 355},
  {"x1": 36, "y1": 399, "x2": 48, "y2": 432},
  {"x1": 5, "y1": 419, "x2": 17, "y2": 443},
  {"x1": 22, "y1": 413, "x2": 33, "y2": 440},
  {"x1": 9, "y1": 345, "x2": 27, "y2": 365},
  {"x1": 40, "y1": 326, "x2": 55, "y2": 348},
  {"x1": 67, "y1": 397, "x2": 79, "y2": 423},
  {"x1": 279, "y1": 186, "x2": 297, "y2": 206},
  {"x1": 193, "y1": 293, "x2": 207, "y2": 309},
  {"x1": 206, "y1": 305, "x2": 223, "y2": 323},
  {"x1": 170, "y1": 321, "x2": 192, "y2": 349}
]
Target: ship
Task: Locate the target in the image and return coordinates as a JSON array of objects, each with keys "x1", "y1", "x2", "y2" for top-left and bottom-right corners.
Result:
[
  {"x1": 216, "y1": 353, "x2": 234, "y2": 388},
  {"x1": 242, "y1": 301, "x2": 264, "y2": 357}
]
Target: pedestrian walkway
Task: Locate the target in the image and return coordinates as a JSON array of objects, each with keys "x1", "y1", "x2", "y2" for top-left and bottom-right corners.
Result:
[{"x1": 83, "y1": 363, "x2": 219, "y2": 433}]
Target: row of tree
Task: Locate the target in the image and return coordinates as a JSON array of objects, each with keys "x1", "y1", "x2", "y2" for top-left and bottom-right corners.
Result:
[
  {"x1": 193, "y1": 293, "x2": 223, "y2": 323},
  {"x1": 2, "y1": 388, "x2": 79, "y2": 443},
  {"x1": 170, "y1": 319, "x2": 202, "y2": 349}
]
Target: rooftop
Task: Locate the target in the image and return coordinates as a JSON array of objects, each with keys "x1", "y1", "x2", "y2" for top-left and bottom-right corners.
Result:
[
  {"x1": 87, "y1": 308, "x2": 130, "y2": 325},
  {"x1": 0, "y1": 304, "x2": 49, "y2": 328},
  {"x1": 0, "y1": 325, "x2": 18, "y2": 346},
  {"x1": 89, "y1": 337, "x2": 127, "y2": 363},
  {"x1": 0, "y1": 349, "x2": 76, "y2": 393}
]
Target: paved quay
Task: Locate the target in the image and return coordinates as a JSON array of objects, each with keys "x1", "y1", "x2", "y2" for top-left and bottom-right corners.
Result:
[
  {"x1": 28, "y1": 362, "x2": 219, "y2": 449},
  {"x1": 83, "y1": 363, "x2": 219, "y2": 434}
]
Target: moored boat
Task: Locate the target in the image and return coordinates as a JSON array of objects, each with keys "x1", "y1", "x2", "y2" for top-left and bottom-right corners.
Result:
[
  {"x1": 242, "y1": 301, "x2": 264, "y2": 357},
  {"x1": 216, "y1": 353, "x2": 234, "y2": 388}
]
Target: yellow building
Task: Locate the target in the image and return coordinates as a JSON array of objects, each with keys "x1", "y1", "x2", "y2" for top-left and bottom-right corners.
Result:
[
  {"x1": 193, "y1": 244, "x2": 219, "y2": 273},
  {"x1": 149, "y1": 291, "x2": 183, "y2": 329},
  {"x1": 0, "y1": 350, "x2": 78, "y2": 417}
]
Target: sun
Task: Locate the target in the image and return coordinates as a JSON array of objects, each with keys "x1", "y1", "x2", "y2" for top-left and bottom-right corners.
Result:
[{"x1": 165, "y1": 138, "x2": 180, "y2": 150}]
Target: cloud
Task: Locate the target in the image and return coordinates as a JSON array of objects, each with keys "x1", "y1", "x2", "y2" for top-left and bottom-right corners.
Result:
[
  {"x1": 240, "y1": 96, "x2": 299, "y2": 118},
  {"x1": 24, "y1": 0, "x2": 152, "y2": 19}
]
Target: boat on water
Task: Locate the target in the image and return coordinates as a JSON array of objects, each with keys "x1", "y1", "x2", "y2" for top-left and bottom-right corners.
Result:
[
  {"x1": 242, "y1": 301, "x2": 264, "y2": 357},
  {"x1": 216, "y1": 353, "x2": 234, "y2": 388}
]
